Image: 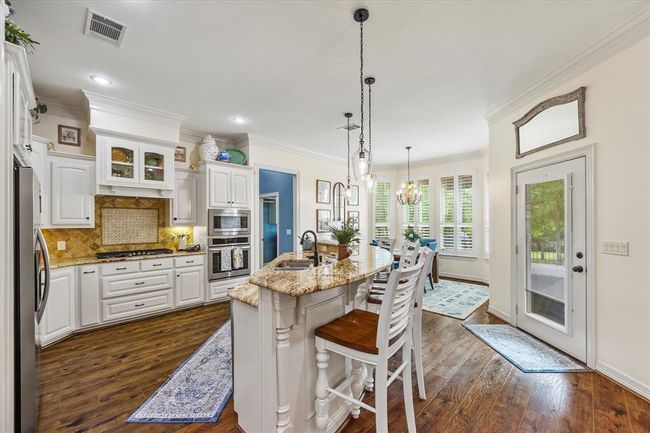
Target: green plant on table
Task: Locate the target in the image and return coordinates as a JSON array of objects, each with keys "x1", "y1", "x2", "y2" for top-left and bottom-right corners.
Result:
[
  {"x1": 329, "y1": 218, "x2": 361, "y2": 246},
  {"x1": 404, "y1": 225, "x2": 420, "y2": 242}
]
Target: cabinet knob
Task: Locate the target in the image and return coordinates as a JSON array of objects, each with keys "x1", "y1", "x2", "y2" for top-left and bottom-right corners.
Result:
[
  {"x1": 86, "y1": 216, "x2": 90, "y2": 220},
  {"x1": 173, "y1": 217, "x2": 178, "y2": 221}
]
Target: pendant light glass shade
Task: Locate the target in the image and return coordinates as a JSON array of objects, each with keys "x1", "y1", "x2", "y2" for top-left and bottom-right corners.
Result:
[{"x1": 396, "y1": 146, "x2": 422, "y2": 206}]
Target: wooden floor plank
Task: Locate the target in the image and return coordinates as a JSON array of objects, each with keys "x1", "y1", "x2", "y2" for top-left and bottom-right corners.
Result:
[{"x1": 36, "y1": 301, "x2": 649, "y2": 433}]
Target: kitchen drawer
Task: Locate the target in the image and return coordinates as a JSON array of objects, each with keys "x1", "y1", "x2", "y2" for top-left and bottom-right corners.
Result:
[
  {"x1": 102, "y1": 270, "x2": 173, "y2": 299},
  {"x1": 101, "y1": 261, "x2": 139, "y2": 276},
  {"x1": 174, "y1": 255, "x2": 205, "y2": 268},
  {"x1": 140, "y1": 257, "x2": 173, "y2": 272},
  {"x1": 101, "y1": 290, "x2": 173, "y2": 322}
]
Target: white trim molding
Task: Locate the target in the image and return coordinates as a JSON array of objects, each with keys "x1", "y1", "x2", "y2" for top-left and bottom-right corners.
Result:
[
  {"x1": 485, "y1": 6, "x2": 650, "y2": 124},
  {"x1": 35, "y1": 96, "x2": 86, "y2": 120},
  {"x1": 596, "y1": 361, "x2": 650, "y2": 401},
  {"x1": 487, "y1": 305, "x2": 511, "y2": 323},
  {"x1": 248, "y1": 133, "x2": 346, "y2": 165},
  {"x1": 179, "y1": 127, "x2": 232, "y2": 146},
  {"x1": 82, "y1": 89, "x2": 186, "y2": 125}
]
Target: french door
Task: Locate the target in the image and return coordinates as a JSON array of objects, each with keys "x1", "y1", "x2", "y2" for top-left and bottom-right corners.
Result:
[{"x1": 516, "y1": 157, "x2": 587, "y2": 361}]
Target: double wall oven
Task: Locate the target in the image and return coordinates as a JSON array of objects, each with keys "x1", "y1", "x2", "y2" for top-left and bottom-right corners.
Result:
[{"x1": 207, "y1": 209, "x2": 251, "y2": 281}]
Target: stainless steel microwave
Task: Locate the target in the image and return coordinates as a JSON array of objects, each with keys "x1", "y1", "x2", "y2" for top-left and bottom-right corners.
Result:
[{"x1": 208, "y1": 208, "x2": 250, "y2": 237}]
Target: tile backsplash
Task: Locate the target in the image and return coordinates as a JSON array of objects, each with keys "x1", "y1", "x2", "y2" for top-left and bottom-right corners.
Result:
[{"x1": 43, "y1": 196, "x2": 193, "y2": 259}]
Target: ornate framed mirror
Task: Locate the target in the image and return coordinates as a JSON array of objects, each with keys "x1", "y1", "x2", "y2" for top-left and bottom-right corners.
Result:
[
  {"x1": 332, "y1": 182, "x2": 347, "y2": 223},
  {"x1": 514, "y1": 87, "x2": 586, "y2": 159}
]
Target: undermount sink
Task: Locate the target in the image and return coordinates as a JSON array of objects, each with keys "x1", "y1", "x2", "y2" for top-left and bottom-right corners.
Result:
[{"x1": 275, "y1": 260, "x2": 313, "y2": 271}]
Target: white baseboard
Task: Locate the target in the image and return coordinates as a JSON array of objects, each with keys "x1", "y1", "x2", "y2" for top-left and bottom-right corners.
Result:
[
  {"x1": 487, "y1": 305, "x2": 511, "y2": 323},
  {"x1": 595, "y1": 361, "x2": 650, "y2": 401},
  {"x1": 439, "y1": 272, "x2": 489, "y2": 285}
]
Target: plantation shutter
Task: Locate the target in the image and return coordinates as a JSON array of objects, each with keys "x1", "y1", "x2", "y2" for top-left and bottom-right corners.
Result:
[
  {"x1": 457, "y1": 175, "x2": 473, "y2": 252},
  {"x1": 373, "y1": 181, "x2": 391, "y2": 238},
  {"x1": 417, "y1": 180, "x2": 430, "y2": 237},
  {"x1": 440, "y1": 176, "x2": 456, "y2": 250}
]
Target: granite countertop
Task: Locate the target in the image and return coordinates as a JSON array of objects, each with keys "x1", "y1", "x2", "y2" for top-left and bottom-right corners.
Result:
[
  {"x1": 228, "y1": 282, "x2": 260, "y2": 307},
  {"x1": 49, "y1": 250, "x2": 206, "y2": 269},
  {"x1": 249, "y1": 245, "x2": 392, "y2": 297}
]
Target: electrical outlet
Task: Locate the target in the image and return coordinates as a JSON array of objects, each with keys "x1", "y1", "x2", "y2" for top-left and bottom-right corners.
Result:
[
  {"x1": 602, "y1": 241, "x2": 629, "y2": 256},
  {"x1": 57, "y1": 241, "x2": 66, "y2": 251}
]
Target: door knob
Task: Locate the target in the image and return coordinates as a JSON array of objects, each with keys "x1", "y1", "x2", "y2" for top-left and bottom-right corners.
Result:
[{"x1": 572, "y1": 265, "x2": 584, "y2": 273}]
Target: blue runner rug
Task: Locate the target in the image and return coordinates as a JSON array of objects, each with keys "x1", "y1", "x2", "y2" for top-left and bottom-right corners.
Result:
[
  {"x1": 463, "y1": 324, "x2": 589, "y2": 373},
  {"x1": 128, "y1": 320, "x2": 233, "y2": 423}
]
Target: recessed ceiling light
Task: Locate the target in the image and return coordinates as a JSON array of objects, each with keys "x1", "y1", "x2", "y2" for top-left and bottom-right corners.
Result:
[
  {"x1": 90, "y1": 75, "x2": 113, "y2": 86},
  {"x1": 231, "y1": 116, "x2": 247, "y2": 125}
]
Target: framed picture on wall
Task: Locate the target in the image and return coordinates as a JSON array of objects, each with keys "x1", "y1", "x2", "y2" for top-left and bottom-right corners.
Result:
[
  {"x1": 175, "y1": 146, "x2": 187, "y2": 162},
  {"x1": 316, "y1": 179, "x2": 331, "y2": 204},
  {"x1": 347, "y1": 184, "x2": 359, "y2": 206},
  {"x1": 317, "y1": 209, "x2": 331, "y2": 233},
  {"x1": 58, "y1": 125, "x2": 81, "y2": 146},
  {"x1": 347, "y1": 210, "x2": 360, "y2": 230}
]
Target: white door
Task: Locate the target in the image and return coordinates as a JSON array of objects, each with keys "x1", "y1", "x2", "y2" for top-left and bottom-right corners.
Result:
[
  {"x1": 50, "y1": 157, "x2": 95, "y2": 227},
  {"x1": 176, "y1": 266, "x2": 205, "y2": 307},
  {"x1": 39, "y1": 267, "x2": 76, "y2": 346},
  {"x1": 208, "y1": 166, "x2": 231, "y2": 207},
  {"x1": 172, "y1": 171, "x2": 197, "y2": 225},
  {"x1": 230, "y1": 169, "x2": 251, "y2": 208},
  {"x1": 516, "y1": 157, "x2": 587, "y2": 361},
  {"x1": 78, "y1": 265, "x2": 100, "y2": 328}
]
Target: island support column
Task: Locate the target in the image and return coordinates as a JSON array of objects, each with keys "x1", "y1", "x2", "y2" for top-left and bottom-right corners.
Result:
[{"x1": 274, "y1": 292, "x2": 296, "y2": 433}]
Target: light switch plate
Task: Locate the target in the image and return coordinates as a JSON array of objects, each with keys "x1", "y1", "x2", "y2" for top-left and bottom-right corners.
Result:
[
  {"x1": 286, "y1": 229, "x2": 292, "y2": 236},
  {"x1": 602, "y1": 241, "x2": 629, "y2": 256},
  {"x1": 57, "y1": 240, "x2": 66, "y2": 251}
]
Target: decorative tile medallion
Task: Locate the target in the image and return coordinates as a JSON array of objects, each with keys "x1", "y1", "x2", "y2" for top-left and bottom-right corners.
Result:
[{"x1": 102, "y1": 208, "x2": 158, "y2": 245}]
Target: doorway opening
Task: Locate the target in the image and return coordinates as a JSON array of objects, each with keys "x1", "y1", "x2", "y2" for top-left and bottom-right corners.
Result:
[
  {"x1": 258, "y1": 169, "x2": 296, "y2": 267},
  {"x1": 260, "y1": 193, "x2": 279, "y2": 265}
]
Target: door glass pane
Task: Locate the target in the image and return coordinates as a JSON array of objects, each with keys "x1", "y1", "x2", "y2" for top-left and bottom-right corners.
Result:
[
  {"x1": 111, "y1": 147, "x2": 135, "y2": 179},
  {"x1": 525, "y1": 179, "x2": 566, "y2": 326},
  {"x1": 143, "y1": 152, "x2": 164, "y2": 182}
]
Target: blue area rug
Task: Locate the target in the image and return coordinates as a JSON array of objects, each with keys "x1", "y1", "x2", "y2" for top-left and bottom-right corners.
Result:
[
  {"x1": 128, "y1": 320, "x2": 233, "y2": 423},
  {"x1": 421, "y1": 279, "x2": 489, "y2": 320},
  {"x1": 463, "y1": 324, "x2": 589, "y2": 373}
]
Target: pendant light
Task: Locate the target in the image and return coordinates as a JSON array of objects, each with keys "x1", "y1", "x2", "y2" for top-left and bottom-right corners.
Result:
[
  {"x1": 353, "y1": 8, "x2": 369, "y2": 180},
  {"x1": 396, "y1": 146, "x2": 422, "y2": 206},
  {"x1": 344, "y1": 112, "x2": 353, "y2": 198},
  {"x1": 364, "y1": 76, "x2": 376, "y2": 192}
]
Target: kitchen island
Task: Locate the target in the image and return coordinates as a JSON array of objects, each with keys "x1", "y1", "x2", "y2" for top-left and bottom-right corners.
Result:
[{"x1": 228, "y1": 245, "x2": 392, "y2": 433}]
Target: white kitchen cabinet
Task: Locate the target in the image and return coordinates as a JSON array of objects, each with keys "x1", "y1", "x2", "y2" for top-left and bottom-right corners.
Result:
[
  {"x1": 78, "y1": 264, "x2": 100, "y2": 328},
  {"x1": 50, "y1": 155, "x2": 95, "y2": 227},
  {"x1": 30, "y1": 136, "x2": 50, "y2": 227},
  {"x1": 208, "y1": 275, "x2": 247, "y2": 302},
  {"x1": 5, "y1": 43, "x2": 36, "y2": 165},
  {"x1": 175, "y1": 266, "x2": 205, "y2": 307},
  {"x1": 39, "y1": 267, "x2": 76, "y2": 346},
  {"x1": 205, "y1": 163, "x2": 251, "y2": 209},
  {"x1": 172, "y1": 170, "x2": 198, "y2": 225},
  {"x1": 96, "y1": 135, "x2": 174, "y2": 195}
]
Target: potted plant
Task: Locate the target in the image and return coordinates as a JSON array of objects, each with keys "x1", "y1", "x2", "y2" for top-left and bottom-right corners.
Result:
[
  {"x1": 329, "y1": 218, "x2": 361, "y2": 260},
  {"x1": 5, "y1": 2, "x2": 40, "y2": 52},
  {"x1": 404, "y1": 225, "x2": 420, "y2": 243}
]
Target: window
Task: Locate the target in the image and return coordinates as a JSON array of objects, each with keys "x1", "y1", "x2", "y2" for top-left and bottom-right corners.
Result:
[
  {"x1": 373, "y1": 181, "x2": 391, "y2": 238},
  {"x1": 439, "y1": 170, "x2": 476, "y2": 255},
  {"x1": 402, "y1": 179, "x2": 430, "y2": 237}
]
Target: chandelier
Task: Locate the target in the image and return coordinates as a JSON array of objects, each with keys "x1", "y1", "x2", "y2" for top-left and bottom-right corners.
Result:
[
  {"x1": 396, "y1": 146, "x2": 422, "y2": 206},
  {"x1": 352, "y1": 8, "x2": 370, "y2": 181},
  {"x1": 344, "y1": 112, "x2": 353, "y2": 198}
]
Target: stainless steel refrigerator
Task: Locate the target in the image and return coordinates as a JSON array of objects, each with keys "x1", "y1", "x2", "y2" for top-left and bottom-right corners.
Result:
[{"x1": 14, "y1": 156, "x2": 50, "y2": 433}]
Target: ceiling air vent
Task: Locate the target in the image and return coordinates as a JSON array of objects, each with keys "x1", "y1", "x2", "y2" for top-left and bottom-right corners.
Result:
[
  {"x1": 84, "y1": 9, "x2": 127, "y2": 47},
  {"x1": 338, "y1": 123, "x2": 360, "y2": 131}
]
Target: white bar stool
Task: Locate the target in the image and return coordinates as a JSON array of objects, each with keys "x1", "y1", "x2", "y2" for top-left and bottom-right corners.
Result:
[
  {"x1": 366, "y1": 247, "x2": 434, "y2": 400},
  {"x1": 314, "y1": 261, "x2": 424, "y2": 433}
]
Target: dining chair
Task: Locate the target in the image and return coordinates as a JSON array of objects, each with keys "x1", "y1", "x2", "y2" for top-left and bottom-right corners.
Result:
[{"x1": 314, "y1": 261, "x2": 424, "y2": 433}]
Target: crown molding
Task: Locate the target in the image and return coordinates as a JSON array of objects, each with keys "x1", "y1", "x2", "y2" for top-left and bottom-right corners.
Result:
[
  {"x1": 485, "y1": 6, "x2": 650, "y2": 124},
  {"x1": 82, "y1": 90, "x2": 186, "y2": 126},
  {"x1": 374, "y1": 149, "x2": 487, "y2": 172},
  {"x1": 35, "y1": 96, "x2": 86, "y2": 120},
  {"x1": 247, "y1": 133, "x2": 347, "y2": 165},
  {"x1": 179, "y1": 127, "x2": 232, "y2": 145}
]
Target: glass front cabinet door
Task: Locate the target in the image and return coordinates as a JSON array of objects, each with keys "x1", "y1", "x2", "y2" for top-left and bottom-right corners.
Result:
[
  {"x1": 139, "y1": 143, "x2": 173, "y2": 188},
  {"x1": 102, "y1": 137, "x2": 139, "y2": 185}
]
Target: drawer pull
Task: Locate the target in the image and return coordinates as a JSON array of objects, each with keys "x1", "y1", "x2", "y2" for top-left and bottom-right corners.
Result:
[
  {"x1": 152, "y1": 263, "x2": 163, "y2": 267},
  {"x1": 186, "y1": 260, "x2": 194, "y2": 264},
  {"x1": 134, "y1": 282, "x2": 145, "y2": 286},
  {"x1": 134, "y1": 303, "x2": 145, "y2": 307},
  {"x1": 83, "y1": 271, "x2": 95, "y2": 274},
  {"x1": 116, "y1": 267, "x2": 127, "y2": 271}
]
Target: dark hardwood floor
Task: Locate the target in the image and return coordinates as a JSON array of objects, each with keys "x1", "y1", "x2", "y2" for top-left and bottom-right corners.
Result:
[{"x1": 38, "y1": 302, "x2": 650, "y2": 433}]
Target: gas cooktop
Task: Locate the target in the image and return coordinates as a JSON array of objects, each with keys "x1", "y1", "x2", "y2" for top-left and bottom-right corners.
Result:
[{"x1": 96, "y1": 248, "x2": 174, "y2": 260}]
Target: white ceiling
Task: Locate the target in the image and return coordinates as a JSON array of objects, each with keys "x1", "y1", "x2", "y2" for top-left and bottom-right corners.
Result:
[{"x1": 12, "y1": 1, "x2": 648, "y2": 164}]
